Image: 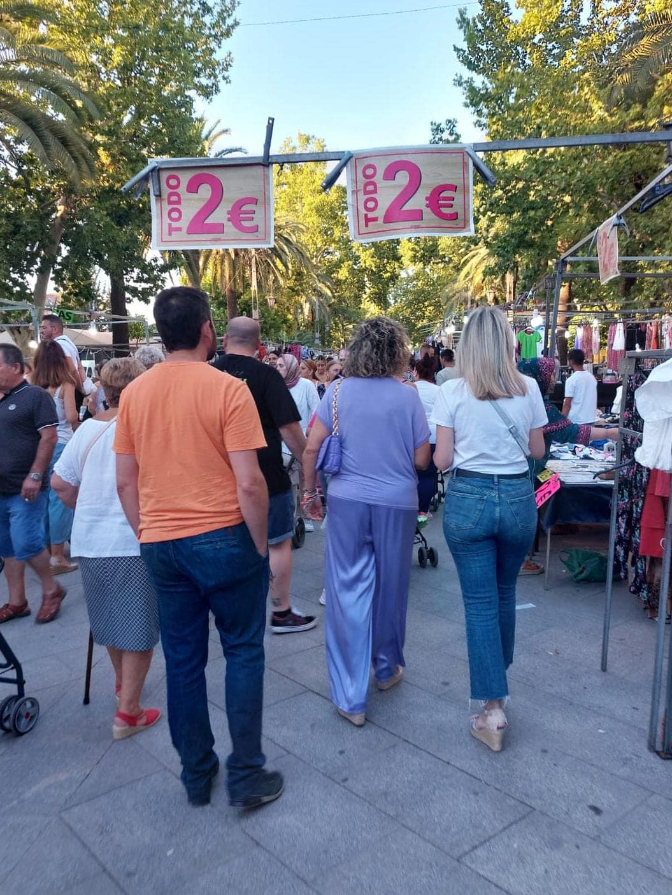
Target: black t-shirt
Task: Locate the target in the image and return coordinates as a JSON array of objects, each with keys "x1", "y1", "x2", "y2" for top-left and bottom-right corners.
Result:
[
  {"x1": 214, "y1": 354, "x2": 301, "y2": 496},
  {"x1": 0, "y1": 382, "x2": 57, "y2": 495}
]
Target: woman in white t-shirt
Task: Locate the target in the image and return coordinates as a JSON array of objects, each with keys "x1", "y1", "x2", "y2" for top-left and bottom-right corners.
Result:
[
  {"x1": 432, "y1": 306, "x2": 546, "y2": 753},
  {"x1": 413, "y1": 352, "x2": 440, "y2": 525},
  {"x1": 52, "y1": 358, "x2": 161, "y2": 741}
]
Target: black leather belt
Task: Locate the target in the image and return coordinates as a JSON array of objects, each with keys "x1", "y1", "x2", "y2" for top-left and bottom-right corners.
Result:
[{"x1": 453, "y1": 469, "x2": 529, "y2": 480}]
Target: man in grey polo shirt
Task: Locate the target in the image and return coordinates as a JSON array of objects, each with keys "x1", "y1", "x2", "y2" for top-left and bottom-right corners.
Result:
[{"x1": 0, "y1": 344, "x2": 66, "y2": 624}]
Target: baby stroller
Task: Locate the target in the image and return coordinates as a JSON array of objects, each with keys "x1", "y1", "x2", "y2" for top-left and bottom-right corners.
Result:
[{"x1": 0, "y1": 561, "x2": 40, "y2": 736}]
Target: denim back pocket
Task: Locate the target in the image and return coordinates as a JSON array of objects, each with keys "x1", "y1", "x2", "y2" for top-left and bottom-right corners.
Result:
[
  {"x1": 506, "y1": 493, "x2": 537, "y2": 532},
  {"x1": 444, "y1": 486, "x2": 487, "y2": 531}
]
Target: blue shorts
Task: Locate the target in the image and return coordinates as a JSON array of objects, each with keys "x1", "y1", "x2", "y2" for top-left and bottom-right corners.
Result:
[
  {"x1": 0, "y1": 491, "x2": 48, "y2": 561},
  {"x1": 268, "y1": 489, "x2": 295, "y2": 546}
]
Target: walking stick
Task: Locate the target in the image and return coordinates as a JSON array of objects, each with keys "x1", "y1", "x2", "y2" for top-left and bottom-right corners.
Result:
[{"x1": 83, "y1": 630, "x2": 94, "y2": 705}]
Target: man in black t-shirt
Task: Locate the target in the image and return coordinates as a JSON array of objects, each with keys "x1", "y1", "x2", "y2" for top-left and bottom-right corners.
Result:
[
  {"x1": 215, "y1": 318, "x2": 316, "y2": 634},
  {"x1": 0, "y1": 344, "x2": 66, "y2": 625}
]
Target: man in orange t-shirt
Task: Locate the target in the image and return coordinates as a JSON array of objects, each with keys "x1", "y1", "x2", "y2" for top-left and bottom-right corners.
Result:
[{"x1": 114, "y1": 286, "x2": 284, "y2": 810}]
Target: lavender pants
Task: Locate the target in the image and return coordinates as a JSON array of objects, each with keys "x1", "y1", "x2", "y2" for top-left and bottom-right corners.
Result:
[{"x1": 325, "y1": 495, "x2": 417, "y2": 714}]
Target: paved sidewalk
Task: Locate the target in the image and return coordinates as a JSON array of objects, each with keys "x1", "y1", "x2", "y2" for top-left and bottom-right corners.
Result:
[{"x1": 1, "y1": 516, "x2": 670, "y2": 894}]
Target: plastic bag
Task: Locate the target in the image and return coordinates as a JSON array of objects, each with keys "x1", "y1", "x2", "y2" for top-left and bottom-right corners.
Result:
[{"x1": 559, "y1": 548, "x2": 608, "y2": 583}]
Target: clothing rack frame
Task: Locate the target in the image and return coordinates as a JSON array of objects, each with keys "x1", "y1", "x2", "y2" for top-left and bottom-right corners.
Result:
[{"x1": 600, "y1": 349, "x2": 672, "y2": 756}]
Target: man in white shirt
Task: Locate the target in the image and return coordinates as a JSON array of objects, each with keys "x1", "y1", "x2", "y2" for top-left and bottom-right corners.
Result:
[
  {"x1": 562, "y1": 349, "x2": 598, "y2": 424},
  {"x1": 436, "y1": 349, "x2": 459, "y2": 385},
  {"x1": 39, "y1": 314, "x2": 85, "y2": 388}
]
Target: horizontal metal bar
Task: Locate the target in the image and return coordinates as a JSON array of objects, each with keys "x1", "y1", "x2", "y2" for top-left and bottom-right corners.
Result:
[
  {"x1": 121, "y1": 131, "x2": 672, "y2": 194},
  {"x1": 563, "y1": 271, "x2": 672, "y2": 279},
  {"x1": 566, "y1": 256, "x2": 672, "y2": 263}
]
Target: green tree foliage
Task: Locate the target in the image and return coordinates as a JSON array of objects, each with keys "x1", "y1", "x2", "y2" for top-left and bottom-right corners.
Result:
[
  {"x1": 608, "y1": 8, "x2": 672, "y2": 102},
  {"x1": 0, "y1": 1, "x2": 97, "y2": 185},
  {"x1": 449, "y1": 0, "x2": 672, "y2": 316}
]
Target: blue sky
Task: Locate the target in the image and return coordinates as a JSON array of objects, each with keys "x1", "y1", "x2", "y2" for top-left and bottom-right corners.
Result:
[{"x1": 202, "y1": 0, "x2": 485, "y2": 156}]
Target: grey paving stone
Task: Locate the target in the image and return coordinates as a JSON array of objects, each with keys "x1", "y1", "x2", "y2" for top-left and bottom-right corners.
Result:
[
  {"x1": 64, "y1": 737, "x2": 165, "y2": 808},
  {"x1": 313, "y1": 826, "x2": 503, "y2": 895},
  {"x1": 0, "y1": 811, "x2": 52, "y2": 884},
  {"x1": 62, "y1": 872, "x2": 124, "y2": 894},
  {"x1": 62, "y1": 771, "x2": 255, "y2": 895},
  {"x1": 266, "y1": 644, "x2": 332, "y2": 700},
  {"x1": 463, "y1": 810, "x2": 672, "y2": 895},
  {"x1": 402, "y1": 640, "x2": 472, "y2": 701},
  {"x1": 239, "y1": 754, "x2": 400, "y2": 882},
  {"x1": 506, "y1": 646, "x2": 651, "y2": 730},
  {"x1": 261, "y1": 691, "x2": 399, "y2": 779},
  {"x1": 403, "y1": 607, "x2": 465, "y2": 652},
  {"x1": 205, "y1": 657, "x2": 306, "y2": 709},
  {"x1": 599, "y1": 794, "x2": 672, "y2": 880},
  {"x1": 187, "y1": 845, "x2": 316, "y2": 894},
  {"x1": 341, "y1": 741, "x2": 530, "y2": 857},
  {"x1": 262, "y1": 623, "x2": 325, "y2": 662},
  {"x1": 368, "y1": 681, "x2": 650, "y2": 835},
  {"x1": 1, "y1": 818, "x2": 103, "y2": 895}
]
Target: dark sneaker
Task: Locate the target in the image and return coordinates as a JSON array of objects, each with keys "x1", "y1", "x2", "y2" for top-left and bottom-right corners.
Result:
[
  {"x1": 229, "y1": 770, "x2": 285, "y2": 809},
  {"x1": 270, "y1": 608, "x2": 317, "y2": 634},
  {"x1": 187, "y1": 759, "x2": 219, "y2": 807}
]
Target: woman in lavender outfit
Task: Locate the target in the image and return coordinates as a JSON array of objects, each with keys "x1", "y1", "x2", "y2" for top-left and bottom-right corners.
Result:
[{"x1": 302, "y1": 317, "x2": 431, "y2": 726}]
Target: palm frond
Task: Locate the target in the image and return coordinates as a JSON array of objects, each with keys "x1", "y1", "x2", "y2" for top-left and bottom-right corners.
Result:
[{"x1": 607, "y1": 11, "x2": 672, "y2": 102}]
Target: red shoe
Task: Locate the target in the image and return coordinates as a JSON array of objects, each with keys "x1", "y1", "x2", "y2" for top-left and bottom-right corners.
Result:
[
  {"x1": 112, "y1": 708, "x2": 161, "y2": 740},
  {"x1": 35, "y1": 586, "x2": 66, "y2": 623},
  {"x1": 0, "y1": 601, "x2": 30, "y2": 624}
]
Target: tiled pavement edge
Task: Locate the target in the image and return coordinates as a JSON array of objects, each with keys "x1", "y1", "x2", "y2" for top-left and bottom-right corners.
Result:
[{"x1": 1, "y1": 517, "x2": 670, "y2": 894}]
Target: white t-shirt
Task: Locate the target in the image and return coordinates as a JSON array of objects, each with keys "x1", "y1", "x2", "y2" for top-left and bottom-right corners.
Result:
[
  {"x1": 565, "y1": 370, "x2": 598, "y2": 424},
  {"x1": 53, "y1": 418, "x2": 140, "y2": 558},
  {"x1": 431, "y1": 377, "x2": 548, "y2": 474},
  {"x1": 415, "y1": 379, "x2": 440, "y2": 444},
  {"x1": 282, "y1": 377, "x2": 319, "y2": 454},
  {"x1": 54, "y1": 334, "x2": 80, "y2": 371}
]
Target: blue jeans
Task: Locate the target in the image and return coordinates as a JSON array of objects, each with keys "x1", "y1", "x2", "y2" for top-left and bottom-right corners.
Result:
[
  {"x1": 141, "y1": 523, "x2": 269, "y2": 801},
  {"x1": 0, "y1": 490, "x2": 48, "y2": 561},
  {"x1": 47, "y1": 442, "x2": 74, "y2": 545},
  {"x1": 443, "y1": 474, "x2": 537, "y2": 701}
]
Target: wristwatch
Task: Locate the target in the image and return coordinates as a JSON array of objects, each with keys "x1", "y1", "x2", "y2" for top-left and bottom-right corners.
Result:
[{"x1": 29, "y1": 472, "x2": 43, "y2": 482}]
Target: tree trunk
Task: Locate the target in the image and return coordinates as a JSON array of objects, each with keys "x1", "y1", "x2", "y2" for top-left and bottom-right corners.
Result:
[
  {"x1": 226, "y1": 285, "x2": 238, "y2": 321},
  {"x1": 110, "y1": 274, "x2": 130, "y2": 356},
  {"x1": 33, "y1": 195, "x2": 72, "y2": 314}
]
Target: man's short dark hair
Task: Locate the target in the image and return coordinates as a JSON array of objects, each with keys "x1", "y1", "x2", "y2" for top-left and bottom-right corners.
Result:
[
  {"x1": 0, "y1": 343, "x2": 25, "y2": 373},
  {"x1": 41, "y1": 313, "x2": 64, "y2": 332},
  {"x1": 440, "y1": 349, "x2": 454, "y2": 363},
  {"x1": 568, "y1": 348, "x2": 585, "y2": 366},
  {"x1": 154, "y1": 287, "x2": 212, "y2": 352}
]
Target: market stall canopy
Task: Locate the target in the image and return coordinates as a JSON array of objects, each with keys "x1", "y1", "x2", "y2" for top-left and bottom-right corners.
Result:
[
  {"x1": 64, "y1": 327, "x2": 113, "y2": 347},
  {"x1": 0, "y1": 330, "x2": 16, "y2": 345}
]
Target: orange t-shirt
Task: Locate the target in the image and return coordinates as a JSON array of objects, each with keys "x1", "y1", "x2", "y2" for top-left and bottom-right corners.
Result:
[{"x1": 113, "y1": 361, "x2": 266, "y2": 543}]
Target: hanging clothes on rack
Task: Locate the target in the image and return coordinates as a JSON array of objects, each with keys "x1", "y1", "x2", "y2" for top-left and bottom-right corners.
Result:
[
  {"x1": 640, "y1": 470, "x2": 671, "y2": 620},
  {"x1": 607, "y1": 322, "x2": 626, "y2": 371},
  {"x1": 592, "y1": 321, "x2": 600, "y2": 358}
]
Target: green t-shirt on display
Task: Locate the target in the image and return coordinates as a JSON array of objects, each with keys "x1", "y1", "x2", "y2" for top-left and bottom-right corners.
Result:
[{"x1": 517, "y1": 329, "x2": 542, "y2": 359}]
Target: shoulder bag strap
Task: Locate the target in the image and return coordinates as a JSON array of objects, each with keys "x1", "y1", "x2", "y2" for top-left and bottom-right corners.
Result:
[
  {"x1": 81, "y1": 418, "x2": 117, "y2": 473},
  {"x1": 331, "y1": 378, "x2": 343, "y2": 436},
  {"x1": 487, "y1": 400, "x2": 531, "y2": 458}
]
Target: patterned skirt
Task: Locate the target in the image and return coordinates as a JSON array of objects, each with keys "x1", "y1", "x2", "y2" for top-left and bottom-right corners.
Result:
[{"x1": 79, "y1": 556, "x2": 160, "y2": 651}]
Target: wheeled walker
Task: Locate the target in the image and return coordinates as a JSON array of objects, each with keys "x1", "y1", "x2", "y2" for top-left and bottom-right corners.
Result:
[
  {"x1": 0, "y1": 558, "x2": 40, "y2": 736},
  {"x1": 414, "y1": 525, "x2": 439, "y2": 568}
]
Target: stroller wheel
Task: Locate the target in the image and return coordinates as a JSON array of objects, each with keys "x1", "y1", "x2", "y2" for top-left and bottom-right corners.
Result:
[
  {"x1": 429, "y1": 495, "x2": 439, "y2": 513},
  {"x1": 11, "y1": 696, "x2": 39, "y2": 735},
  {"x1": 0, "y1": 695, "x2": 18, "y2": 732},
  {"x1": 428, "y1": 547, "x2": 439, "y2": 567},
  {"x1": 292, "y1": 517, "x2": 306, "y2": 549},
  {"x1": 418, "y1": 546, "x2": 428, "y2": 568}
]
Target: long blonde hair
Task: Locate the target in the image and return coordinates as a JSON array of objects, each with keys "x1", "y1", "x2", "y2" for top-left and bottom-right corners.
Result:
[{"x1": 457, "y1": 306, "x2": 527, "y2": 400}]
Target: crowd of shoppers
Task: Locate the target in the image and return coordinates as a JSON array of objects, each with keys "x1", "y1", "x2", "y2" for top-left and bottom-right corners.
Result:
[{"x1": 1, "y1": 292, "x2": 619, "y2": 810}]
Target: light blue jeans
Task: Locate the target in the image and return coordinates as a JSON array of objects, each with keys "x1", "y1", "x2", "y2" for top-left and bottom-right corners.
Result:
[
  {"x1": 47, "y1": 441, "x2": 74, "y2": 546},
  {"x1": 443, "y1": 474, "x2": 537, "y2": 702}
]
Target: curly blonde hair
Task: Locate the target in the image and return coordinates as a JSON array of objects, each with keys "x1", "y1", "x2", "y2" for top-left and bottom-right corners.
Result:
[
  {"x1": 100, "y1": 358, "x2": 146, "y2": 407},
  {"x1": 344, "y1": 316, "x2": 410, "y2": 379}
]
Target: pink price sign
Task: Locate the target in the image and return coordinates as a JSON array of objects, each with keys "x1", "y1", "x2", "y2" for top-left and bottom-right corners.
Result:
[
  {"x1": 535, "y1": 473, "x2": 561, "y2": 509},
  {"x1": 150, "y1": 163, "x2": 274, "y2": 250},
  {"x1": 346, "y1": 146, "x2": 474, "y2": 243}
]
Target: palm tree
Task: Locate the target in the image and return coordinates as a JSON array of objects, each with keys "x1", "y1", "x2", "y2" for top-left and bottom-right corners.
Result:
[
  {"x1": 0, "y1": 1, "x2": 98, "y2": 184},
  {"x1": 608, "y1": 10, "x2": 672, "y2": 102}
]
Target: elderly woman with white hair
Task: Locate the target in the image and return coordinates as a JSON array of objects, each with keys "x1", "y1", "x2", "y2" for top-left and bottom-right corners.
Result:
[
  {"x1": 134, "y1": 345, "x2": 165, "y2": 370},
  {"x1": 302, "y1": 317, "x2": 431, "y2": 726},
  {"x1": 432, "y1": 306, "x2": 547, "y2": 752}
]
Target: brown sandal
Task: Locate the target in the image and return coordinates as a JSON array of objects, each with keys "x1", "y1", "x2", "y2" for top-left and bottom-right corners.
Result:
[
  {"x1": 0, "y1": 601, "x2": 31, "y2": 624},
  {"x1": 35, "y1": 586, "x2": 66, "y2": 624}
]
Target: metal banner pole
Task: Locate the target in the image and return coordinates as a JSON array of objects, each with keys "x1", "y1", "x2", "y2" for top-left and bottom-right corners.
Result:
[
  {"x1": 648, "y1": 494, "x2": 672, "y2": 751},
  {"x1": 548, "y1": 261, "x2": 564, "y2": 359}
]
